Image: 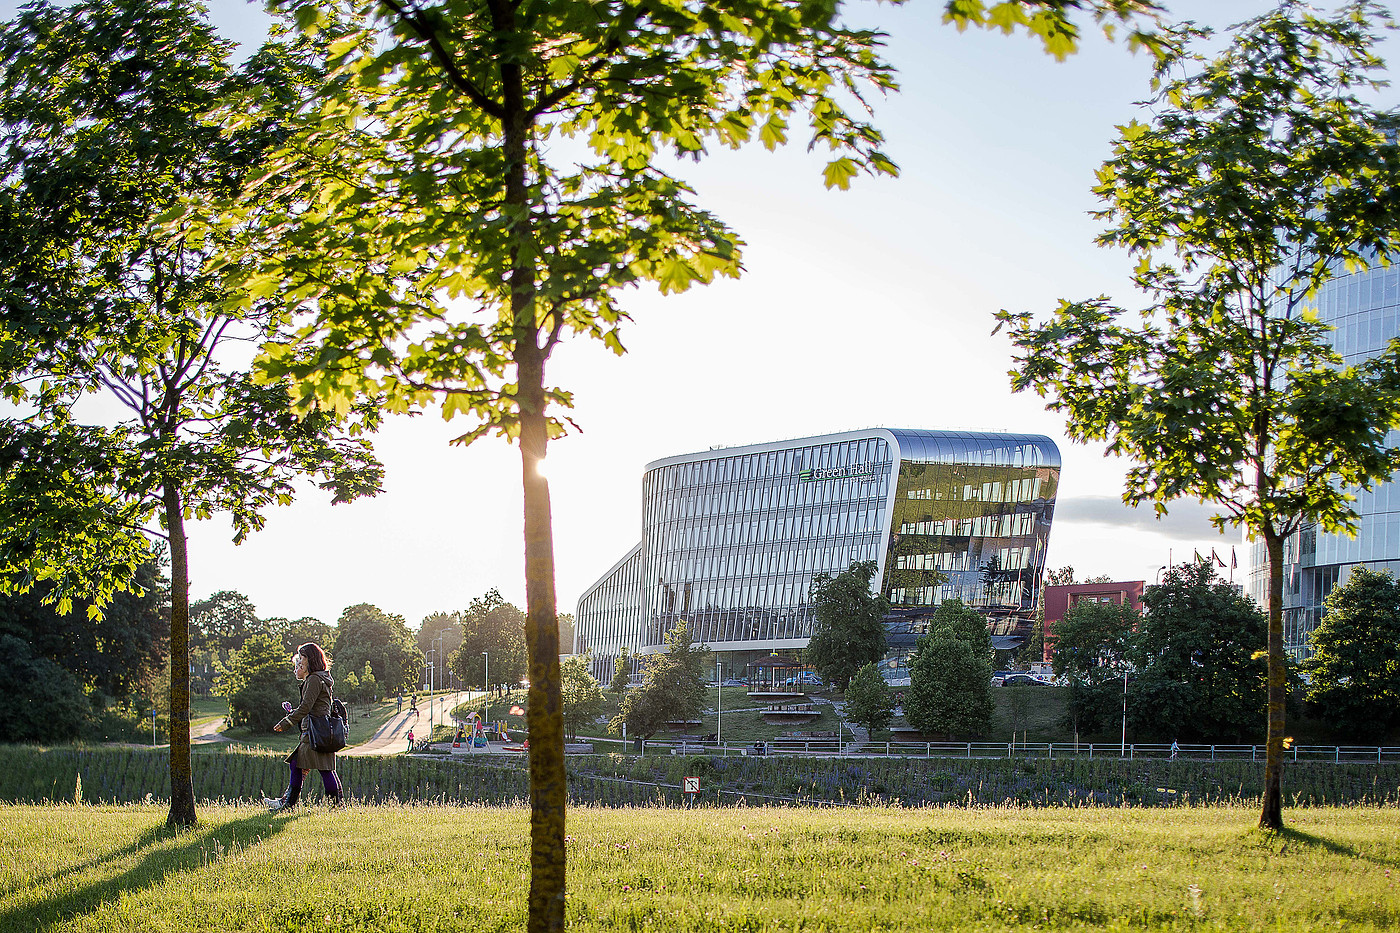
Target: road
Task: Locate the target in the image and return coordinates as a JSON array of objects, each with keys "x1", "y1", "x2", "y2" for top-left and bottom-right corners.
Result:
[{"x1": 340, "y1": 690, "x2": 480, "y2": 757}]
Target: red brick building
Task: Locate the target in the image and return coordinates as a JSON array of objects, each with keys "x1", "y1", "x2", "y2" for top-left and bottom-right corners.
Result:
[{"x1": 1042, "y1": 580, "x2": 1145, "y2": 663}]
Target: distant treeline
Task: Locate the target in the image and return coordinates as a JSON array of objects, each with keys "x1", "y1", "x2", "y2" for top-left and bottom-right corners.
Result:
[{"x1": 2, "y1": 746, "x2": 1397, "y2": 809}]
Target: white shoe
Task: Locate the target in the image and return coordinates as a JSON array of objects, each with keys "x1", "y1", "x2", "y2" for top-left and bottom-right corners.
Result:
[{"x1": 264, "y1": 795, "x2": 285, "y2": 811}]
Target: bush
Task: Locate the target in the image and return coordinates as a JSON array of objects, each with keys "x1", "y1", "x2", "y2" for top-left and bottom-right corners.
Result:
[
  {"x1": 217, "y1": 634, "x2": 291, "y2": 732},
  {"x1": 0, "y1": 635, "x2": 90, "y2": 742}
]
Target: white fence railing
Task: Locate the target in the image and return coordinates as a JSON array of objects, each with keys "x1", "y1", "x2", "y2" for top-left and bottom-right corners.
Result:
[{"x1": 645, "y1": 739, "x2": 1400, "y2": 763}]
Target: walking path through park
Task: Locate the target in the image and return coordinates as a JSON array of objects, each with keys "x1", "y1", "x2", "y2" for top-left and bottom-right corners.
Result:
[
  {"x1": 187, "y1": 690, "x2": 482, "y2": 753},
  {"x1": 191, "y1": 716, "x2": 231, "y2": 745},
  {"x1": 341, "y1": 690, "x2": 479, "y2": 757}
]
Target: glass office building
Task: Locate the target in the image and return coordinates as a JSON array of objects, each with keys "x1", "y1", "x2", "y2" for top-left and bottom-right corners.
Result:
[
  {"x1": 574, "y1": 428, "x2": 1061, "y2": 678},
  {"x1": 1247, "y1": 263, "x2": 1400, "y2": 658}
]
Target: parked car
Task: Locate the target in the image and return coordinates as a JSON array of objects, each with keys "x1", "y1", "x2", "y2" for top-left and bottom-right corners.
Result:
[
  {"x1": 782, "y1": 672, "x2": 823, "y2": 687},
  {"x1": 721, "y1": 678, "x2": 748, "y2": 687},
  {"x1": 1001, "y1": 673, "x2": 1045, "y2": 687}
]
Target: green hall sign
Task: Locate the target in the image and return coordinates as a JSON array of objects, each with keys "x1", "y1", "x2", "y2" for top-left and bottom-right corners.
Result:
[{"x1": 799, "y1": 464, "x2": 879, "y2": 483}]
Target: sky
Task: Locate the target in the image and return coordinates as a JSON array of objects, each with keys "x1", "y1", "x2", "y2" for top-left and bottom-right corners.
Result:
[{"x1": 5, "y1": 0, "x2": 1385, "y2": 630}]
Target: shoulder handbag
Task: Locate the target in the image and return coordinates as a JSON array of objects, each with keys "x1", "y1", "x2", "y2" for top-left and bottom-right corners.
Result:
[{"x1": 307, "y1": 695, "x2": 349, "y2": 754}]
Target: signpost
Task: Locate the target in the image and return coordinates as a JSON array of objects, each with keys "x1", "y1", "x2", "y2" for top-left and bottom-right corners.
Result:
[{"x1": 682, "y1": 776, "x2": 700, "y2": 805}]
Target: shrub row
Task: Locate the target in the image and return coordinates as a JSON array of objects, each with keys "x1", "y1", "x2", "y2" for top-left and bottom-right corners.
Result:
[{"x1": 1, "y1": 745, "x2": 1396, "y2": 808}]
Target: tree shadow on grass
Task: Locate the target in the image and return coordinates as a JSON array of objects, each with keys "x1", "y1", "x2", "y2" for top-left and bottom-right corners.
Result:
[
  {"x1": 1274, "y1": 826, "x2": 1400, "y2": 869},
  {"x1": 0, "y1": 809, "x2": 303, "y2": 931}
]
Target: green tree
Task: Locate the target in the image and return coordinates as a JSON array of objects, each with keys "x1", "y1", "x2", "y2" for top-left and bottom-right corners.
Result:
[
  {"x1": 903, "y1": 599, "x2": 995, "y2": 738},
  {"x1": 806, "y1": 560, "x2": 890, "y2": 692},
  {"x1": 0, "y1": 635, "x2": 92, "y2": 742},
  {"x1": 191, "y1": 591, "x2": 260, "y2": 668},
  {"x1": 359, "y1": 661, "x2": 379, "y2": 702},
  {"x1": 216, "y1": 633, "x2": 291, "y2": 733},
  {"x1": 560, "y1": 653, "x2": 603, "y2": 739},
  {"x1": 1050, "y1": 600, "x2": 1135, "y2": 684},
  {"x1": 610, "y1": 621, "x2": 710, "y2": 743},
  {"x1": 1049, "y1": 598, "x2": 1136, "y2": 738},
  {"x1": 448, "y1": 590, "x2": 528, "y2": 691},
  {"x1": 333, "y1": 604, "x2": 422, "y2": 694},
  {"x1": 1131, "y1": 561, "x2": 1267, "y2": 743},
  {"x1": 928, "y1": 598, "x2": 994, "y2": 659},
  {"x1": 0, "y1": 0, "x2": 382, "y2": 828},
  {"x1": 417, "y1": 611, "x2": 464, "y2": 679},
  {"x1": 843, "y1": 662, "x2": 894, "y2": 736},
  {"x1": 904, "y1": 634, "x2": 993, "y2": 739},
  {"x1": 202, "y1": 0, "x2": 1168, "y2": 920},
  {"x1": 610, "y1": 647, "x2": 631, "y2": 694},
  {"x1": 994, "y1": 1, "x2": 1400, "y2": 829},
  {"x1": 281, "y1": 618, "x2": 336, "y2": 656},
  {"x1": 0, "y1": 559, "x2": 168, "y2": 708},
  {"x1": 204, "y1": 3, "x2": 902, "y2": 920},
  {"x1": 1304, "y1": 568, "x2": 1400, "y2": 740}
]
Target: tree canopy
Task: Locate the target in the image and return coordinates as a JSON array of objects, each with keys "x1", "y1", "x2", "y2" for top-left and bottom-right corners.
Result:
[
  {"x1": 333, "y1": 603, "x2": 422, "y2": 694},
  {"x1": 217, "y1": 632, "x2": 293, "y2": 733},
  {"x1": 805, "y1": 560, "x2": 890, "y2": 692},
  {"x1": 994, "y1": 0, "x2": 1400, "y2": 830},
  {"x1": 0, "y1": 559, "x2": 167, "y2": 708},
  {"x1": 904, "y1": 600, "x2": 994, "y2": 739},
  {"x1": 611, "y1": 620, "x2": 710, "y2": 742},
  {"x1": 1305, "y1": 567, "x2": 1400, "y2": 740},
  {"x1": 1132, "y1": 561, "x2": 1266, "y2": 743},
  {"x1": 843, "y1": 661, "x2": 894, "y2": 737},
  {"x1": 448, "y1": 590, "x2": 528, "y2": 690},
  {"x1": 559, "y1": 653, "x2": 603, "y2": 739},
  {"x1": 0, "y1": 0, "x2": 383, "y2": 828},
  {"x1": 1049, "y1": 596, "x2": 1137, "y2": 739}
]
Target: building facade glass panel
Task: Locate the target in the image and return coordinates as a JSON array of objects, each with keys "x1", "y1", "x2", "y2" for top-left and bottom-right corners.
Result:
[
  {"x1": 1247, "y1": 261, "x2": 1400, "y2": 658},
  {"x1": 575, "y1": 429, "x2": 1060, "y2": 679}
]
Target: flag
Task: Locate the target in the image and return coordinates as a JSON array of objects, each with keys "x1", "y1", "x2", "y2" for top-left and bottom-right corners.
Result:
[
  {"x1": 1231, "y1": 547, "x2": 1238, "y2": 570},
  {"x1": 1194, "y1": 549, "x2": 1203, "y2": 562},
  {"x1": 1212, "y1": 548, "x2": 1226, "y2": 568}
]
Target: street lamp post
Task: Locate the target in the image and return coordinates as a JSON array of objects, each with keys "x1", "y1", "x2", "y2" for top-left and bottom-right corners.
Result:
[
  {"x1": 1121, "y1": 669, "x2": 1128, "y2": 758},
  {"x1": 482, "y1": 651, "x2": 489, "y2": 730},
  {"x1": 427, "y1": 649, "x2": 436, "y2": 733},
  {"x1": 716, "y1": 657, "x2": 722, "y2": 748},
  {"x1": 433, "y1": 633, "x2": 446, "y2": 694}
]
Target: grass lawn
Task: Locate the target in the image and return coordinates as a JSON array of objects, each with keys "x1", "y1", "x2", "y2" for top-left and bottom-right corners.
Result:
[{"x1": 0, "y1": 803, "x2": 1395, "y2": 931}]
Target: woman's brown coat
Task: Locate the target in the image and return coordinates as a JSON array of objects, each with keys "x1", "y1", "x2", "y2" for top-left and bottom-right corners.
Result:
[{"x1": 276, "y1": 669, "x2": 338, "y2": 771}]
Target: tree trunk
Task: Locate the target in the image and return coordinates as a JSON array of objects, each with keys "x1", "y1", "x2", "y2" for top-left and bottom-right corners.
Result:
[
  {"x1": 1259, "y1": 528, "x2": 1286, "y2": 830},
  {"x1": 163, "y1": 481, "x2": 197, "y2": 829},
  {"x1": 519, "y1": 358, "x2": 565, "y2": 932},
  {"x1": 495, "y1": 19, "x2": 566, "y2": 930}
]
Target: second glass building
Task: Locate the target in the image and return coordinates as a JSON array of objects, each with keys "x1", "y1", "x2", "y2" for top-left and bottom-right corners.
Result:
[{"x1": 574, "y1": 428, "x2": 1061, "y2": 677}]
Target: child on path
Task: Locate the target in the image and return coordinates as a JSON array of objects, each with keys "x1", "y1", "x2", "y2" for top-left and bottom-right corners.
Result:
[{"x1": 406, "y1": 728, "x2": 415, "y2": 753}]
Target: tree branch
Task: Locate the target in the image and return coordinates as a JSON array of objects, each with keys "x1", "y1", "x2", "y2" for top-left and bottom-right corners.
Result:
[{"x1": 376, "y1": 0, "x2": 506, "y2": 120}]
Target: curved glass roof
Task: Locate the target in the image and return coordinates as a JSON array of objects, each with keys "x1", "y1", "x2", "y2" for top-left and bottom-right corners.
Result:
[{"x1": 888, "y1": 429, "x2": 1060, "y2": 470}]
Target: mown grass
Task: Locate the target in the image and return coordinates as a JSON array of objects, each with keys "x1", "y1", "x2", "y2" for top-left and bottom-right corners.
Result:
[{"x1": 0, "y1": 803, "x2": 1394, "y2": 932}]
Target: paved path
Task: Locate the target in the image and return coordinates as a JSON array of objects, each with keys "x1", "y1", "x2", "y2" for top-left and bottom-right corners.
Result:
[
  {"x1": 187, "y1": 690, "x2": 483, "y2": 753},
  {"x1": 340, "y1": 690, "x2": 480, "y2": 757},
  {"x1": 191, "y1": 716, "x2": 231, "y2": 745}
]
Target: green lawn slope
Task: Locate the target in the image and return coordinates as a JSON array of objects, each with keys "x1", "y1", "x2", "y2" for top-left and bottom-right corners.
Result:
[{"x1": 0, "y1": 803, "x2": 1395, "y2": 932}]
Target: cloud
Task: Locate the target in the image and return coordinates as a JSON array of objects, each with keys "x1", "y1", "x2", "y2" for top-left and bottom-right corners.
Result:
[{"x1": 1054, "y1": 495, "x2": 1238, "y2": 542}]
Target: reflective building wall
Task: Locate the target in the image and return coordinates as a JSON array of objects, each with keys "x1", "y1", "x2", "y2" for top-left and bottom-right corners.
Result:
[
  {"x1": 574, "y1": 429, "x2": 1060, "y2": 679},
  {"x1": 1247, "y1": 263, "x2": 1400, "y2": 658}
]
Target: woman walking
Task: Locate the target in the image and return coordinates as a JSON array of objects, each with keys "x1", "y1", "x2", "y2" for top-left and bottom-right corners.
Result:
[{"x1": 264, "y1": 642, "x2": 343, "y2": 811}]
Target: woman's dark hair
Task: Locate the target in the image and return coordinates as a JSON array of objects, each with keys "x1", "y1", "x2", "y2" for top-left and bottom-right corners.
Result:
[{"x1": 298, "y1": 642, "x2": 328, "y2": 672}]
